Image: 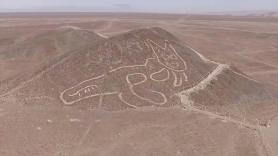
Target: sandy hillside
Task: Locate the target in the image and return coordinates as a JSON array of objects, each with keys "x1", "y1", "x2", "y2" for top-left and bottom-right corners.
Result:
[{"x1": 0, "y1": 13, "x2": 278, "y2": 156}]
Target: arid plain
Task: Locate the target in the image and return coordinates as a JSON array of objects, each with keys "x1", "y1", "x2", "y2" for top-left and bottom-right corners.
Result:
[{"x1": 0, "y1": 13, "x2": 278, "y2": 156}]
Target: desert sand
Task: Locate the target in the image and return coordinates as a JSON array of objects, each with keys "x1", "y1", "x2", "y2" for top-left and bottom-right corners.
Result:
[{"x1": 0, "y1": 13, "x2": 278, "y2": 156}]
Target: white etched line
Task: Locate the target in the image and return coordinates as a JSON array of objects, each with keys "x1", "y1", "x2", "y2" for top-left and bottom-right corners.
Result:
[
  {"x1": 147, "y1": 39, "x2": 187, "y2": 72},
  {"x1": 108, "y1": 58, "x2": 154, "y2": 73},
  {"x1": 58, "y1": 26, "x2": 82, "y2": 30},
  {"x1": 69, "y1": 118, "x2": 81, "y2": 122},
  {"x1": 150, "y1": 68, "x2": 170, "y2": 82},
  {"x1": 60, "y1": 39, "x2": 194, "y2": 108},
  {"x1": 179, "y1": 64, "x2": 229, "y2": 105},
  {"x1": 98, "y1": 92, "x2": 104, "y2": 108},
  {"x1": 183, "y1": 105, "x2": 264, "y2": 130},
  {"x1": 129, "y1": 86, "x2": 167, "y2": 106},
  {"x1": 172, "y1": 71, "x2": 184, "y2": 87},
  {"x1": 97, "y1": 33, "x2": 108, "y2": 38},
  {"x1": 173, "y1": 71, "x2": 179, "y2": 87},
  {"x1": 60, "y1": 91, "x2": 118, "y2": 106},
  {"x1": 126, "y1": 73, "x2": 147, "y2": 86},
  {"x1": 231, "y1": 70, "x2": 260, "y2": 83},
  {"x1": 63, "y1": 74, "x2": 104, "y2": 93},
  {"x1": 69, "y1": 85, "x2": 98, "y2": 96},
  {"x1": 126, "y1": 71, "x2": 168, "y2": 106},
  {"x1": 118, "y1": 93, "x2": 138, "y2": 109},
  {"x1": 185, "y1": 44, "x2": 219, "y2": 65}
]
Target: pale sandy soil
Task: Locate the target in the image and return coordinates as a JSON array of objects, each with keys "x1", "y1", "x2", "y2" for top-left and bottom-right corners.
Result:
[
  {"x1": 262, "y1": 116, "x2": 278, "y2": 156},
  {"x1": 0, "y1": 102, "x2": 268, "y2": 156},
  {"x1": 1, "y1": 13, "x2": 278, "y2": 88},
  {"x1": 0, "y1": 13, "x2": 278, "y2": 156}
]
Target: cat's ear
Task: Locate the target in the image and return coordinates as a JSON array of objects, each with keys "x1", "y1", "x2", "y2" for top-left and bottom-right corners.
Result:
[{"x1": 145, "y1": 39, "x2": 164, "y2": 60}]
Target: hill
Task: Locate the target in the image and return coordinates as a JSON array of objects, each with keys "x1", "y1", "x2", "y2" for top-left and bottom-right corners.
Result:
[
  {"x1": 2, "y1": 27, "x2": 277, "y2": 124},
  {"x1": 0, "y1": 26, "x2": 104, "y2": 95}
]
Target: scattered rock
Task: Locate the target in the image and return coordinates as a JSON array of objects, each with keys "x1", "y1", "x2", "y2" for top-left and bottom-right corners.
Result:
[
  {"x1": 69, "y1": 118, "x2": 81, "y2": 122},
  {"x1": 47, "y1": 119, "x2": 53, "y2": 123}
]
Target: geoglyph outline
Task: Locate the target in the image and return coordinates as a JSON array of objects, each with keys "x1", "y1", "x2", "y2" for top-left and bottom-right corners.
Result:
[{"x1": 60, "y1": 39, "x2": 189, "y2": 108}]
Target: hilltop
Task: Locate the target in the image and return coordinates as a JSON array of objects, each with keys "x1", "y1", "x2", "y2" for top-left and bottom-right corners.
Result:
[
  {"x1": 0, "y1": 26, "x2": 104, "y2": 95},
  {"x1": 0, "y1": 27, "x2": 276, "y2": 124}
]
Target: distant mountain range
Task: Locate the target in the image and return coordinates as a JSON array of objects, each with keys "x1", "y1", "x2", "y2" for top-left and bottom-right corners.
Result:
[{"x1": 203, "y1": 11, "x2": 278, "y2": 17}]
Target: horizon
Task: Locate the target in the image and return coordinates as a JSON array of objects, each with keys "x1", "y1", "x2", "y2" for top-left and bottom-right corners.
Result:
[{"x1": 1, "y1": 0, "x2": 278, "y2": 13}]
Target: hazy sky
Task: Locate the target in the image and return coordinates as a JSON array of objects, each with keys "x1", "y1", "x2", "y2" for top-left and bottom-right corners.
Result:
[{"x1": 1, "y1": 0, "x2": 278, "y2": 13}]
